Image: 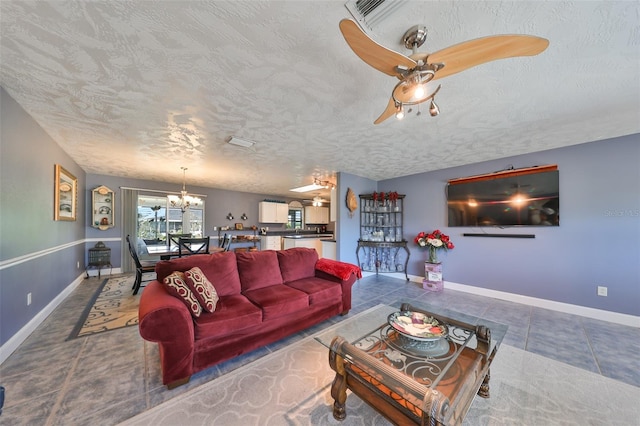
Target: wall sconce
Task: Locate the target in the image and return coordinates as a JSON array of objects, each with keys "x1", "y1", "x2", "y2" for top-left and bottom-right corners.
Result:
[
  {"x1": 240, "y1": 213, "x2": 248, "y2": 221},
  {"x1": 226, "y1": 213, "x2": 234, "y2": 220}
]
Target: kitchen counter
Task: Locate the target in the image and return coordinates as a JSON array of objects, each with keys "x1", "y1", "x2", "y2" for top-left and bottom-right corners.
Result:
[
  {"x1": 282, "y1": 234, "x2": 333, "y2": 239},
  {"x1": 282, "y1": 234, "x2": 333, "y2": 257}
]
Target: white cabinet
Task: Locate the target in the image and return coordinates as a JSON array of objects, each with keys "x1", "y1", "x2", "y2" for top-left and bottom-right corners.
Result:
[
  {"x1": 259, "y1": 201, "x2": 288, "y2": 223},
  {"x1": 304, "y1": 206, "x2": 329, "y2": 224},
  {"x1": 262, "y1": 236, "x2": 282, "y2": 250},
  {"x1": 321, "y1": 240, "x2": 336, "y2": 260},
  {"x1": 282, "y1": 237, "x2": 323, "y2": 257}
]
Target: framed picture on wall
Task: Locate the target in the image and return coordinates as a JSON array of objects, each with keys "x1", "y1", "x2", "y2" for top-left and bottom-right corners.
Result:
[
  {"x1": 235, "y1": 223, "x2": 243, "y2": 230},
  {"x1": 54, "y1": 164, "x2": 77, "y2": 221}
]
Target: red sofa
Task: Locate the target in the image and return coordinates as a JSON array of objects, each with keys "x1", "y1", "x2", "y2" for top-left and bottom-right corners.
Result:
[{"x1": 138, "y1": 247, "x2": 360, "y2": 388}]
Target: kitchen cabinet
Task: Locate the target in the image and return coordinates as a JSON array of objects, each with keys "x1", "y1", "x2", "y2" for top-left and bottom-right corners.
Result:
[
  {"x1": 259, "y1": 201, "x2": 288, "y2": 223},
  {"x1": 262, "y1": 235, "x2": 282, "y2": 250},
  {"x1": 304, "y1": 206, "x2": 329, "y2": 224},
  {"x1": 91, "y1": 185, "x2": 115, "y2": 230},
  {"x1": 321, "y1": 239, "x2": 336, "y2": 260}
]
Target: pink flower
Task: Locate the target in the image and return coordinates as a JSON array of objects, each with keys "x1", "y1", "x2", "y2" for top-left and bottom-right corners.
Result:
[{"x1": 414, "y1": 230, "x2": 455, "y2": 252}]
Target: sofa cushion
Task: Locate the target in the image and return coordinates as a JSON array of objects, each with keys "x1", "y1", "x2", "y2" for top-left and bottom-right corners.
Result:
[
  {"x1": 193, "y1": 294, "x2": 263, "y2": 340},
  {"x1": 184, "y1": 267, "x2": 219, "y2": 313},
  {"x1": 285, "y1": 276, "x2": 342, "y2": 306},
  {"x1": 277, "y1": 247, "x2": 318, "y2": 283},
  {"x1": 243, "y1": 285, "x2": 309, "y2": 321},
  {"x1": 162, "y1": 271, "x2": 202, "y2": 318},
  {"x1": 155, "y1": 252, "x2": 241, "y2": 297},
  {"x1": 236, "y1": 250, "x2": 283, "y2": 291}
]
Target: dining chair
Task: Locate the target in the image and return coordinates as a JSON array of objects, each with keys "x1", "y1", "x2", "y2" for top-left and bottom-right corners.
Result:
[
  {"x1": 126, "y1": 235, "x2": 158, "y2": 295},
  {"x1": 220, "y1": 233, "x2": 232, "y2": 251},
  {"x1": 168, "y1": 233, "x2": 192, "y2": 249},
  {"x1": 178, "y1": 237, "x2": 211, "y2": 257}
]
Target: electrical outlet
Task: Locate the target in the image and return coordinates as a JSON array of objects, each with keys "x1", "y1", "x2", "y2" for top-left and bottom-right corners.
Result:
[
  {"x1": 77, "y1": 261, "x2": 80, "y2": 269},
  {"x1": 27, "y1": 292, "x2": 32, "y2": 306},
  {"x1": 597, "y1": 286, "x2": 608, "y2": 297}
]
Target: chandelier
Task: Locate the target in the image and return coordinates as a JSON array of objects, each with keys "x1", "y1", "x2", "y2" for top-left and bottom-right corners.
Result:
[{"x1": 168, "y1": 167, "x2": 202, "y2": 212}]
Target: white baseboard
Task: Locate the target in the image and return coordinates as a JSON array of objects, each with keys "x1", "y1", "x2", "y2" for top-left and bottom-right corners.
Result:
[
  {"x1": 0, "y1": 273, "x2": 86, "y2": 365},
  {"x1": 360, "y1": 272, "x2": 638, "y2": 328},
  {"x1": 405, "y1": 274, "x2": 639, "y2": 328}
]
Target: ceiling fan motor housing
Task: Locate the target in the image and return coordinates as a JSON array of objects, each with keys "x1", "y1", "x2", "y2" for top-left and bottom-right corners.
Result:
[{"x1": 403, "y1": 25, "x2": 427, "y2": 50}]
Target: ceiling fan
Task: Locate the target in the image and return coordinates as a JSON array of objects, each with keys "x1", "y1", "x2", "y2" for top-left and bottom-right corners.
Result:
[
  {"x1": 339, "y1": 19, "x2": 549, "y2": 124},
  {"x1": 303, "y1": 194, "x2": 330, "y2": 206}
]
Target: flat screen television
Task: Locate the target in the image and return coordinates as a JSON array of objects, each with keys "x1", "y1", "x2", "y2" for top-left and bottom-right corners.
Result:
[{"x1": 446, "y1": 165, "x2": 559, "y2": 227}]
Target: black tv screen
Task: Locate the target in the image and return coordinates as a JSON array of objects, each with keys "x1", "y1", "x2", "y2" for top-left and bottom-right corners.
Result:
[{"x1": 447, "y1": 168, "x2": 559, "y2": 227}]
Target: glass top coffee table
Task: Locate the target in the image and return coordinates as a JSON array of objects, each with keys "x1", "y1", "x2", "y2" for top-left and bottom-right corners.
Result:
[{"x1": 315, "y1": 302, "x2": 508, "y2": 425}]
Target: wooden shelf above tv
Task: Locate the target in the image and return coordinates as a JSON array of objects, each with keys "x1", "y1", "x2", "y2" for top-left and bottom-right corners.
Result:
[{"x1": 448, "y1": 164, "x2": 557, "y2": 185}]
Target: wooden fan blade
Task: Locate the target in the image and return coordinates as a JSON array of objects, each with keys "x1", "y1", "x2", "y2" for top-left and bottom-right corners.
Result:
[
  {"x1": 340, "y1": 19, "x2": 416, "y2": 77},
  {"x1": 374, "y1": 97, "x2": 397, "y2": 124},
  {"x1": 428, "y1": 35, "x2": 549, "y2": 80}
]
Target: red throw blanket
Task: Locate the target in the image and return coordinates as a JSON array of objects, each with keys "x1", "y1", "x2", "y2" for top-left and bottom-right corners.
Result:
[{"x1": 316, "y1": 258, "x2": 362, "y2": 280}]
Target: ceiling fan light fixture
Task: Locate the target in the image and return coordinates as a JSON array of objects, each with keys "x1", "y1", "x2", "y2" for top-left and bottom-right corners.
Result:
[
  {"x1": 393, "y1": 69, "x2": 435, "y2": 103},
  {"x1": 429, "y1": 99, "x2": 440, "y2": 116},
  {"x1": 395, "y1": 103, "x2": 405, "y2": 119}
]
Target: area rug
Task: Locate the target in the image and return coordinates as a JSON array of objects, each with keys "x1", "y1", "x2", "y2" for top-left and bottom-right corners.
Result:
[
  {"x1": 118, "y1": 306, "x2": 640, "y2": 426},
  {"x1": 68, "y1": 275, "x2": 140, "y2": 339}
]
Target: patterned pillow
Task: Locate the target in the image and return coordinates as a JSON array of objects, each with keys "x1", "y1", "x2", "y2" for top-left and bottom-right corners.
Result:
[
  {"x1": 184, "y1": 267, "x2": 219, "y2": 313},
  {"x1": 162, "y1": 271, "x2": 202, "y2": 318}
]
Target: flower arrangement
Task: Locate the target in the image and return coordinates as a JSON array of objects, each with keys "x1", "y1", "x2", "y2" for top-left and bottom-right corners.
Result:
[
  {"x1": 388, "y1": 191, "x2": 399, "y2": 205},
  {"x1": 372, "y1": 191, "x2": 399, "y2": 206},
  {"x1": 414, "y1": 229, "x2": 454, "y2": 263}
]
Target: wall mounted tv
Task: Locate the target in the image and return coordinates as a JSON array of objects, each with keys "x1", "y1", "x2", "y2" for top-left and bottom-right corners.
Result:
[{"x1": 446, "y1": 165, "x2": 559, "y2": 227}]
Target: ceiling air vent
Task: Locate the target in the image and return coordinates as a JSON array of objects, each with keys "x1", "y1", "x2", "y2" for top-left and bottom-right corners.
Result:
[{"x1": 345, "y1": 0, "x2": 408, "y2": 31}]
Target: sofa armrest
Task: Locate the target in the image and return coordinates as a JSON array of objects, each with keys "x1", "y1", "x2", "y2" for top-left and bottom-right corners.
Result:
[
  {"x1": 315, "y1": 258, "x2": 362, "y2": 281},
  {"x1": 315, "y1": 260, "x2": 359, "y2": 314},
  {"x1": 138, "y1": 280, "x2": 195, "y2": 384}
]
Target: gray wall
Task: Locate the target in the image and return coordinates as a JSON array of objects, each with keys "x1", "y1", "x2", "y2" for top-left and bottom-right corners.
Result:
[
  {"x1": 335, "y1": 172, "x2": 376, "y2": 263},
  {"x1": 378, "y1": 134, "x2": 640, "y2": 317},
  {"x1": 1, "y1": 87, "x2": 87, "y2": 345},
  {"x1": 85, "y1": 173, "x2": 312, "y2": 269},
  {"x1": 2, "y1": 85, "x2": 638, "y2": 349}
]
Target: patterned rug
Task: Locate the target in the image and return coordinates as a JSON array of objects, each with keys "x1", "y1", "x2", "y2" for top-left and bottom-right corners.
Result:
[
  {"x1": 119, "y1": 306, "x2": 640, "y2": 426},
  {"x1": 68, "y1": 275, "x2": 140, "y2": 339}
]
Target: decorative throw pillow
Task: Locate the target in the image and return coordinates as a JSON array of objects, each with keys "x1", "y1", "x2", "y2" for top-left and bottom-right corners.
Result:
[
  {"x1": 162, "y1": 271, "x2": 202, "y2": 318},
  {"x1": 184, "y1": 267, "x2": 219, "y2": 313}
]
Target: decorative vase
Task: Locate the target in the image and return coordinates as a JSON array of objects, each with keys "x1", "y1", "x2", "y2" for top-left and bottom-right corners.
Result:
[{"x1": 428, "y1": 246, "x2": 439, "y2": 263}]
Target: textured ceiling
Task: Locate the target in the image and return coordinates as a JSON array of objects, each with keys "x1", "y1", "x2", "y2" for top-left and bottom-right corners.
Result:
[{"x1": 1, "y1": 1, "x2": 639, "y2": 199}]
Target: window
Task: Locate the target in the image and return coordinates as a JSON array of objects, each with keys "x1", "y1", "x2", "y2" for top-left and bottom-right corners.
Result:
[
  {"x1": 288, "y1": 209, "x2": 303, "y2": 229},
  {"x1": 137, "y1": 194, "x2": 204, "y2": 246}
]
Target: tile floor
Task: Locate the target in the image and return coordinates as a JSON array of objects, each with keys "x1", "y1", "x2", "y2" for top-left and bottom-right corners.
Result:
[{"x1": 1, "y1": 274, "x2": 638, "y2": 425}]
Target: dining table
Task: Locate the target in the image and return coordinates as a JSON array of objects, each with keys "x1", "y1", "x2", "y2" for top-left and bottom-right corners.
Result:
[{"x1": 147, "y1": 245, "x2": 224, "y2": 260}]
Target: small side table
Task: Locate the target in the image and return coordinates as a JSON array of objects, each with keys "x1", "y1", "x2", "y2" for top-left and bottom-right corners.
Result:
[
  {"x1": 86, "y1": 242, "x2": 112, "y2": 278},
  {"x1": 423, "y1": 261, "x2": 443, "y2": 291}
]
